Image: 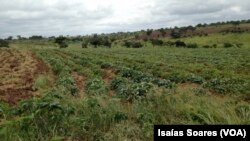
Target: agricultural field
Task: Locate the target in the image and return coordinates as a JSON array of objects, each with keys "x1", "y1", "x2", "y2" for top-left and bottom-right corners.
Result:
[{"x1": 0, "y1": 31, "x2": 250, "y2": 140}]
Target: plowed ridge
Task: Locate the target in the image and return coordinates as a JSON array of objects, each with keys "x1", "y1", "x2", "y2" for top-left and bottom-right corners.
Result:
[{"x1": 0, "y1": 48, "x2": 49, "y2": 105}]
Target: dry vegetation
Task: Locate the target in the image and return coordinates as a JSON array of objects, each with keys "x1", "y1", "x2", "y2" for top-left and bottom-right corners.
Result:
[{"x1": 0, "y1": 48, "x2": 49, "y2": 104}]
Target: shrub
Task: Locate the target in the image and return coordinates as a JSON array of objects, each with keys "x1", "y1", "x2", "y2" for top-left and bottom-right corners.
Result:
[
  {"x1": 186, "y1": 74, "x2": 204, "y2": 84},
  {"x1": 114, "y1": 112, "x2": 128, "y2": 122},
  {"x1": 116, "y1": 82, "x2": 152, "y2": 101},
  {"x1": 203, "y1": 45, "x2": 211, "y2": 48},
  {"x1": 170, "y1": 30, "x2": 181, "y2": 38},
  {"x1": 58, "y1": 41, "x2": 68, "y2": 48},
  {"x1": 82, "y1": 42, "x2": 88, "y2": 48},
  {"x1": 55, "y1": 36, "x2": 68, "y2": 48},
  {"x1": 236, "y1": 43, "x2": 243, "y2": 48},
  {"x1": 186, "y1": 43, "x2": 198, "y2": 48},
  {"x1": 175, "y1": 40, "x2": 186, "y2": 47},
  {"x1": 152, "y1": 79, "x2": 175, "y2": 88},
  {"x1": 86, "y1": 78, "x2": 107, "y2": 95},
  {"x1": 150, "y1": 39, "x2": 164, "y2": 46},
  {"x1": 47, "y1": 58, "x2": 64, "y2": 74},
  {"x1": 0, "y1": 39, "x2": 9, "y2": 47},
  {"x1": 57, "y1": 72, "x2": 78, "y2": 96},
  {"x1": 165, "y1": 41, "x2": 175, "y2": 46},
  {"x1": 204, "y1": 78, "x2": 247, "y2": 94},
  {"x1": 124, "y1": 41, "x2": 143, "y2": 48},
  {"x1": 224, "y1": 43, "x2": 234, "y2": 48},
  {"x1": 110, "y1": 77, "x2": 128, "y2": 90},
  {"x1": 132, "y1": 42, "x2": 143, "y2": 48},
  {"x1": 88, "y1": 34, "x2": 111, "y2": 48}
]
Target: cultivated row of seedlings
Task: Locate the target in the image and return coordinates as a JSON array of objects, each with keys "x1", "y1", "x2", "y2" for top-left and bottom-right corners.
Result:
[
  {"x1": 37, "y1": 50, "x2": 78, "y2": 96},
  {"x1": 68, "y1": 50, "x2": 249, "y2": 96},
  {"x1": 39, "y1": 49, "x2": 248, "y2": 102},
  {"x1": 54, "y1": 50, "x2": 176, "y2": 101}
]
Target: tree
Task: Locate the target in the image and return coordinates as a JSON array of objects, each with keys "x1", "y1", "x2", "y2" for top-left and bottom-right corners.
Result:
[
  {"x1": 232, "y1": 21, "x2": 240, "y2": 31},
  {"x1": 146, "y1": 29, "x2": 153, "y2": 36},
  {"x1": 0, "y1": 39, "x2": 9, "y2": 48},
  {"x1": 7, "y1": 36, "x2": 13, "y2": 40},
  {"x1": 175, "y1": 40, "x2": 186, "y2": 47},
  {"x1": 170, "y1": 30, "x2": 181, "y2": 38},
  {"x1": 159, "y1": 28, "x2": 166, "y2": 36},
  {"x1": 88, "y1": 34, "x2": 112, "y2": 48},
  {"x1": 55, "y1": 36, "x2": 68, "y2": 48},
  {"x1": 150, "y1": 39, "x2": 164, "y2": 46},
  {"x1": 123, "y1": 41, "x2": 143, "y2": 48},
  {"x1": 17, "y1": 35, "x2": 22, "y2": 40},
  {"x1": 89, "y1": 34, "x2": 100, "y2": 47},
  {"x1": 82, "y1": 40, "x2": 89, "y2": 48},
  {"x1": 102, "y1": 39, "x2": 111, "y2": 48},
  {"x1": 29, "y1": 35, "x2": 43, "y2": 40}
]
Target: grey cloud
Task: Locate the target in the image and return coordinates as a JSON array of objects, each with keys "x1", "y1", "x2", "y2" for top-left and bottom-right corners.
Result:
[{"x1": 0, "y1": 0, "x2": 249, "y2": 38}]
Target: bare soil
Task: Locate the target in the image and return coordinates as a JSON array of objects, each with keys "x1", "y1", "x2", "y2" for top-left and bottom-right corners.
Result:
[
  {"x1": 102, "y1": 68, "x2": 118, "y2": 97},
  {"x1": 0, "y1": 48, "x2": 49, "y2": 105},
  {"x1": 102, "y1": 68, "x2": 117, "y2": 84},
  {"x1": 72, "y1": 72, "x2": 87, "y2": 98}
]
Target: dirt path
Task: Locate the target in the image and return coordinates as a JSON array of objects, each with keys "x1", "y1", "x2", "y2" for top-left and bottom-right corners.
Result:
[{"x1": 0, "y1": 48, "x2": 49, "y2": 105}]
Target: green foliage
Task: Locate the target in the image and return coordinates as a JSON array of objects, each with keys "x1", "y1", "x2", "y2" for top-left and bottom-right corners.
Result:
[
  {"x1": 235, "y1": 104, "x2": 250, "y2": 123},
  {"x1": 212, "y1": 44, "x2": 217, "y2": 48},
  {"x1": 82, "y1": 41, "x2": 88, "y2": 48},
  {"x1": 193, "y1": 88, "x2": 208, "y2": 96},
  {"x1": 146, "y1": 29, "x2": 153, "y2": 36},
  {"x1": 150, "y1": 39, "x2": 164, "y2": 46},
  {"x1": 0, "y1": 39, "x2": 9, "y2": 47},
  {"x1": 114, "y1": 112, "x2": 128, "y2": 122},
  {"x1": 29, "y1": 35, "x2": 43, "y2": 40},
  {"x1": 203, "y1": 44, "x2": 218, "y2": 48},
  {"x1": 86, "y1": 78, "x2": 107, "y2": 95},
  {"x1": 58, "y1": 41, "x2": 68, "y2": 48},
  {"x1": 57, "y1": 72, "x2": 78, "y2": 96},
  {"x1": 186, "y1": 74, "x2": 205, "y2": 84},
  {"x1": 2, "y1": 21, "x2": 250, "y2": 141},
  {"x1": 124, "y1": 41, "x2": 143, "y2": 48},
  {"x1": 110, "y1": 77, "x2": 128, "y2": 90},
  {"x1": 55, "y1": 36, "x2": 68, "y2": 48},
  {"x1": 203, "y1": 45, "x2": 211, "y2": 48},
  {"x1": 175, "y1": 40, "x2": 186, "y2": 47},
  {"x1": 223, "y1": 42, "x2": 234, "y2": 48},
  {"x1": 236, "y1": 43, "x2": 243, "y2": 48},
  {"x1": 34, "y1": 75, "x2": 50, "y2": 89},
  {"x1": 88, "y1": 34, "x2": 112, "y2": 48},
  {"x1": 55, "y1": 36, "x2": 67, "y2": 44},
  {"x1": 47, "y1": 57, "x2": 64, "y2": 74},
  {"x1": 0, "y1": 91, "x2": 74, "y2": 140},
  {"x1": 110, "y1": 76, "x2": 153, "y2": 101},
  {"x1": 204, "y1": 78, "x2": 247, "y2": 94},
  {"x1": 170, "y1": 30, "x2": 181, "y2": 38},
  {"x1": 116, "y1": 82, "x2": 152, "y2": 101},
  {"x1": 186, "y1": 43, "x2": 198, "y2": 48}
]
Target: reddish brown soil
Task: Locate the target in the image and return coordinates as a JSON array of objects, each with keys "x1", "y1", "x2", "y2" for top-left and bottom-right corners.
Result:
[
  {"x1": 0, "y1": 48, "x2": 49, "y2": 105},
  {"x1": 72, "y1": 72, "x2": 87, "y2": 98},
  {"x1": 102, "y1": 68, "x2": 118, "y2": 97},
  {"x1": 102, "y1": 68, "x2": 117, "y2": 84}
]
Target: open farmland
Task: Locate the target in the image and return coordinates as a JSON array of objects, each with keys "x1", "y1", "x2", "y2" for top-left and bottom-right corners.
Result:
[
  {"x1": 1, "y1": 0, "x2": 250, "y2": 140},
  {"x1": 1, "y1": 35, "x2": 249, "y2": 140}
]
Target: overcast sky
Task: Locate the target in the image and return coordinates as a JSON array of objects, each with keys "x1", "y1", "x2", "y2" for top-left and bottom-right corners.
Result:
[{"x1": 0, "y1": 0, "x2": 250, "y2": 37}]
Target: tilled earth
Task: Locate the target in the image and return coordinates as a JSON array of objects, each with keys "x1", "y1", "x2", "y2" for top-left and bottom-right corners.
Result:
[{"x1": 0, "y1": 48, "x2": 49, "y2": 105}]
